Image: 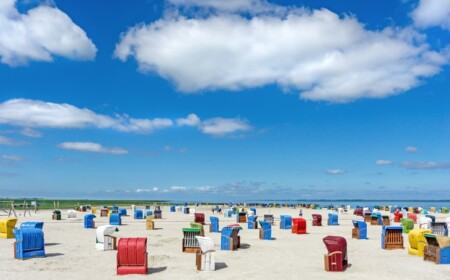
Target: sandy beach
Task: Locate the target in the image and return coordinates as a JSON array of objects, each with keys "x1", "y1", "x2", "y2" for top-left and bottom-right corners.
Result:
[{"x1": 1, "y1": 206, "x2": 450, "y2": 280}]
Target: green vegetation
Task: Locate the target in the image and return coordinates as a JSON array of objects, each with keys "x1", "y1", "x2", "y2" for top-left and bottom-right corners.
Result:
[{"x1": 0, "y1": 198, "x2": 169, "y2": 209}]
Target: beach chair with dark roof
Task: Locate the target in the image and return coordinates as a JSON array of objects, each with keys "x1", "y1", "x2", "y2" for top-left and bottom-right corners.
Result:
[
  {"x1": 352, "y1": 220, "x2": 367, "y2": 240},
  {"x1": 248, "y1": 215, "x2": 258, "y2": 229},
  {"x1": 183, "y1": 228, "x2": 202, "y2": 253},
  {"x1": 323, "y1": 236, "x2": 348, "y2": 272},
  {"x1": 220, "y1": 226, "x2": 241, "y2": 251},
  {"x1": 20, "y1": 222, "x2": 44, "y2": 229},
  {"x1": 431, "y1": 222, "x2": 448, "y2": 236},
  {"x1": 209, "y1": 216, "x2": 219, "y2": 232},
  {"x1": 259, "y1": 221, "x2": 272, "y2": 240},
  {"x1": 52, "y1": 210, "x2": 61, "y2": 220},
  {"x1": 154, "y1": 210, "x2": 162, "y2": 219},
  {"x1": 236, "y1": 212, "x2": 247, "y2": 223},
  {"x1": 195, "y1": 213, "x2": 205, "y2": 225},
  {"x1": 381, "y1": 226, "x2": 404, "y2": 250},
  {"x1": 370, "y1": 213, "x2": 382, "y2": 225},
  {"x1": 84, "y1": 214, "x2": 96, "y2": 228},
  {"x1": 407, "y1": 213, "x2": 417, "y2": 224},
  {"x1": 408, "y1": 228, "x2": 431, "y2": 256},
  {"x1": 117, "y1": 238, "x2": 148, "y2": 275},
  {"x1": 292, "y1": 217, "x2": 307, "y2": 234},
  {"x1": 14, "y1": 228, "x2": 45, "y2": 259},
  {"x1": 328, "y1": 213, "x2": 339, "y2": 226},
  {"x1": 312, "y1": 214, "x2": 322, "y2": 226},
  {"x1": 195, "y1": 236, "x2": 215, "y2": 271},
  {"x1": 280, "y1": 215, "x2": 292, "y2": 229},
  {"x1": 423, "y1": 234, "x2": 450, "y2": 264},
  {"x1": 401, "y1": 218, "x2": 414, "y2": 234},
  {"x1": 146, "y1": 216, "x2": 154, "y2": 230},
  {"x1": 0, "y1": 218, "x2": 17, "y2": 239}
]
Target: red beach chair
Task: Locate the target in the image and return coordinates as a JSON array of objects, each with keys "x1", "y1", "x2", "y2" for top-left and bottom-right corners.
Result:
[
  {"x1": 312, "y1": 214, "x2": 322, "y2": 226},
  {"x1": 292, "y1": 218, "x2": 307, "y2": 234},
  {"x1": 194, "y1": 213, "x2": 205, "y2": 225},
  {"x1": 117, "y1": 238, "x2": 148, "y2": 275},
  {"x1": 323, "y1": 236, "x2": 348, "y2": 272},
  {"x1": 407, "y1": 213, "x2": 417, "y2": 224},
  {"x1": 394, "y1": 212, "x2": 403, "y2": 223}
]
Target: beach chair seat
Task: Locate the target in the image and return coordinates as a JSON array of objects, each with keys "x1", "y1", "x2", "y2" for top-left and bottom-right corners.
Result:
[
  {"x1": 394, "y1": 212, "x2": 403, "y2": 223},
  {"x1": 195, "y1": 213, "x2": 205, "y2": 225},
  {"x1": 312, "y1": 214, "x2": 322, "y2": 226},
  {"x1": 401, "y1": 218, "x2": 414, "y2": 234},
  {"x1": 221, "y1": 226, "x2": 241, "y2": 251},
  {"x1": 352, "y1": 220, "x2": 367, "y2": 240},
  {"x1": 363, "y1": 212, "x2": 372, "y2": 223},
  {"x1": 183, "y1": 228, "x2": 202, "y2": 253},
  {"x1": 14, "y1": 228, "x2": 45, "y2": 259},
  {"x1": 280, "y1": 215, "x2": 292, "y2": 229},
  {"x1": 100, "y1": 208, "x2": 108, "y2": 217},
  {"x1": 195, "y1": 236, "x2": 215, "y2": 271},
  {"x1": 353, "y1": 208, "x2": 363, "y2": 217},
  {"x1": 259, "y1": 221, "x2": 272, "y2": 240},
  {"x1": 0, "y1": 218, "x2": 18, "y2": 239},
  {"x1": 20, "y1": 222, "x2": 44, "y2": 229},
  {"x1": 328, "y1": 213, "x2": 339, "y2": 226},
  {"x1": 67, "y1": 210, "x2": 77, "y2": 219},
  {"x1": 382, "y1": 215, "x2": 390, "y2": 226},
  {"x1": 292, "y1": 218, "x2": 307, "y2": 234},
  {"x1": 370, "y1": 213, "x2": 382, "y2": 225},
  {"x1": 264, "y1": 214, "x2": 274, "y2": 225},
  {"x1": 209, "y1": 216, "x2": 219, "y2": 232},
  {"x1": 323, "y1": 236, "x2": 348, "y2": 272},
  {"x1": 117, "y1": 238, "x2": 148, "y2": 275},
  {"x1": 134, "y1": 209, "x2": 143, "y2": 219},
  {"x1": 407, "y1": 213, "x2": 417, "y2": 224},
  {"x1": 419, "y1": 217, "x2": 432, "y2": 229},
  {"x1": 119, "y1": 208, "x2": 127, "y2": 216},
  {"x1": 248, "y1": 215, "x2": 258, "y2": 229},
  {"x1": 146, "y1": 216, "x2": 154, "y2": 230},
  {"x1": 381, "y1": 226, "x2": 404, "y2": 250},
  {"x1": 236, "y1": 212, "x2": 247, "y2": 223},
  {"x1": 96, "y1": 225, "x2": 118, "y2": 250},
  {"x1": 109, "y1": 213, "x2": 122, "y2": 226},
  {"x1": 431, "y1": 222, "x2": 448, "y2": 236},
  {"x1": 408, "y1": 229, "x2": 431, "y2": 256},
  {"x1": 84, "y1": 214, "x2": 96, "y2": 228},
  {"x1": 423, "y1": 234, "x2": 450, "y2": 264}
]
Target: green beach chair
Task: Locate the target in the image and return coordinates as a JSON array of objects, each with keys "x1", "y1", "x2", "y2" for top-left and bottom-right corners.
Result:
[{"x1": 401, "y1": 218, "x2": 414, "y2": 234}]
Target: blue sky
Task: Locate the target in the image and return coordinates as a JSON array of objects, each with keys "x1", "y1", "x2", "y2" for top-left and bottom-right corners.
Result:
[{"x1": 0, "y1": 0, "x2": 450, "y2": 201}]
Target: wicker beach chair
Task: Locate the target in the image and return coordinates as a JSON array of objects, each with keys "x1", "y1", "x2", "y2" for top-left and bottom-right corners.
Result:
[
  {"x1": 408, "y1": 228, "x2": 431, "y2": 256},
  {"x1": 382, "y1": 215, "x2": 391, "y2": 226},
  {"x1": 259, "y1": 221, "x2": 272, "y2": 240},
  {"x1": 154, "y1": 210, "x2": 162, "y2": 219},
  {"x1": 146, "y1": 216, "x2": 154, "y2": 230},
  {"x1": 352, "y1": 220, "x2": 367, "y2": 240},
  {"x1": 401, "y1": 218, "x2": 414, "y2": 234},
  {"x1": 20, "y1": 222, "x2": 44, "y2": 229},
  {"x1": 407, "y1": 213, "x2": 417, "y2": 224},
  {"x1": 280, "y1": 215, "x2": 292, "y2": 229},
  {"x1": 119, "y1": 208, "x2": 127, "y2": 216},
  {"x1": 220, "y1": 226, "x2": 241, "y2": 251},
  {"x1": 52, "y1": 210, "x2": 61, "y2": 220},
  {"x1": 110, "y1": 213, "x2": 122, "y2": 226},
  {"x1": 100, "y1": 208, "x2": 109, "y2": 217},
  {"x1": 248, "y1": 215, "x2": 258, "y2": 229},
  {"x1": 195, "y1": 213, "x2": 205, "y2": 225},
  {"x1": 195, "y1": 236, "x2": 215, "y2": 271},
  {"x1": 264, "y1": 214, "x2": 274, "y2": 225},
  {"x1": 96, "y1": 225, "x2": 118, "y2": 251},
  {"x1": 370, "y1": 213, "x2": 382, "y2": 225},
  {"x1": 183, "y1": 228, "x2": 202, "y2": 253},
  {"x1": 236, "y1": 212, "x2": 247, "y2": 223},
  {"x1": 364, "y1": 212, "x2": 372, "y2": 223},
  {"x1": 323, "y1": 236, "x2": 348, "y2": 272},
  {"x1": 312, "y1": 214, "x2": 322, "y2": 226},
  {"x1": 14, "y1": 228, "x2": 45, "y2": 259},
  {"x1": 381, "y1": 226, "x2": 404, "y2": 250},
  {"x1": 394, "y1": 212, "x2": 403, "y2": 223},
  {"x1": 134, "y1": 209, "x2": 143, "y2": 219},
  {"x1": 292, "y1": 217, "x2": 307, "y2": 234},
  {"x1": 419, "y1": 217, "x2": 432, "y2": 229},
  {"x1": 328, "y1": 213, "x2": 339, "y2": 226},
  {"x1": 67, "y1": 209, "x2": 77, "y2": 219},
  {"x1": 431, "y1": 222, "x2": 448, "y2": 236},
  {"x1": 84, "y1": 214, "x2": 96, "y2": 228},
  {"x1": 209, "y1": 216, "x2": 219, "y2": 232},
  {"x1": 0, "y1": 218, "x2": 18, "y2": 239},
  {"x1": 423, "y1": 234, "x2": 450, "y2": 264},
  {"x1": 117, "y1": 238, "x2": 148, "y2": 275},
  {"x1": 425, "y1": 214, "x2": 435, "y2": 223},
  {"x1": 353, "y1": 208, "x2": 363, "y2": 217}
]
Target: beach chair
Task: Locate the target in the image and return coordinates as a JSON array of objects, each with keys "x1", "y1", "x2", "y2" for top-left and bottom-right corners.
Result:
[
  {"x1": 67, "y1": 210, "x2": 77, "y2": 219},
  {"x1": 109, "y1": 213, "x2": 122, "y2": 226},
  {"x1": 425, "y1": 214, "x2": 435, "y2": 223},
  {"x1": 0, "y1": 218, "x2": 18, "y2": 239},
  {"x1": 407, "y1": 213, "x2": 417, "y2": 224},
  {"x1": 209, "y1": 216, "x2": 219, "y2": 232},
  {"x1": 292, "y1": 218, "x2": 307, "y2": 234},
  {"x1": 146, "y1": 216, "x2": 154, "y2": 230},
  {"x1": 117, "y1": 238, "x2": 148, "y2": 275},
  {"x1": 250, "y1": 207, "x2": 257, "y2": 215},
  {"x1": 224, "y1": 209, "x2": 233, "y2": 218},
  {"x1": 195, "y1": 236, "x2": 215, "y2": 271},
  {"x1": 134, "y1": 209, "x2": 143, "y2": 219},
  {"x1": 419, "y1": 217, "x2": 432, "y2": 229},
  {"x1": 280, "y1": 215, "x2": 292, "y2": 229},
  {"x1": 364, "y1": 212, "x2": 372, "y2": 223},
  {"x1": 248, "y1": 215, "x2": 258, "y2": 229},
  {"x1": 183, "y1": 228, "x2": 202, "y2": 253},
  {"x1": 20, "y1": 222, "x2": 44, "y2": 229},
  {"x1": 96, "y1": 225, "x2": 118, "y2": 251},
  {"x1": 408, "y1": 229, "x2": 431, "y2": 256},
  {"x1": 236, "y1": 212, "x2": 247, "y2": 223},
  {"x1": 52, "y1": 210, "x2": 61, "y2": 220},
  {"x1": 394, "y1": 212, "x2": 403, "y2": 223},
  {"x1": 189, "y1": 208, "x2": 196, "y2": 215},
  {"x1": 264, "y1": 214, "x2": 274, "y2": 225},
  {"x1": 13, "y1": 228, "x2": 45, "y2": 259},
  {"x1": 259, "y1": 221, "x2": 272, "y2": 240},
  {"x1": 353, "y1": 208, "x2": 363, "y2": 217},
  {"x1": 430, "y1": 207, "x2": 436, "y2": 213},
  {"x1": 154, "y1": 210, "x2": 162, "y2": 219},
  {"x1": 175, "y1": 206, "x2": 182, "y2": 212},
  {"x1": 170, "y1": 205, "x2": 176, "y2": 212},
  {"x1": 381, "y1": 226, "x2": 404, "y2": 250},
  {"x1": 401, "y1": 218, "x2": 414, "y2": 234},
  {"x1": 370, "y1": 213, "x2": 382, "y2": 226},
  {"x1": 119, "y1": 208, "x2": 127, "y2": 216},
  {"x1": 382, "y1": 215, "x2": 390, "y2": 226},
  {"x1": 441, "y1": 207, "x2": 449, "y2": 214},
  {"x1": 328, "y1": 213, "x2": 339, "y2": 226},
  {"x1": 423, "y1": 234, "x2": 450, "y2": 264},
  {"x1": 312, "y1": 214, "x2": 322, "y2": 226},
  {"x1": 323, "y1": 236, "x2": 348, "y2": 272},
  {"x1": 195, "y1": 213, "x2": 205, "y2": 225},
  {"x1": 221, "y1": 225, "x2": 241, "y2": 251},
  {"x1": 84, "y1": 214, "x2": 96, "y2": 228},
  {"x1": 431, "y1": 222, "x2": 448, "y2": 236},
  {"x1": 144, "y1": 210, "x2": 153, "y2": 218},
  {"x1": 352, "y1": 220, "x2": 367, "y2": 240},
  {"x1": 190, "y1": 222, "x2": 205, "y2": 237},
  {"x1": 446, "y1": 217, "x2": 450, "y2": 234},
  {"x1": 184, "y1": 207, "x2": 190, "y2": 214},
  {"x1": 100, "y1": 208, "x2": 109, "y2": 217}
]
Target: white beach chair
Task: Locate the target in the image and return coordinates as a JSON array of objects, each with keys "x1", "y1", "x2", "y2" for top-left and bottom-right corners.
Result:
[
  {"x1": 195, "y1": 236, "x2": 215, "y2": 271},
  {"x1": 96, "y1": 225, "x2": 118, "y2": 250},
  {"x1": 419, "y1": 216, "x2": 432, "y2": 229},
  {"x1": 67, "y1": 209, "x2": 77, "y2": 219},
  {"x1": 189, "y1": 208, "x2": 196, "y2": 214},
  {"x1": 176, "y1": 206, "x2": 182, "y2": 212},
  {"x1": 446, "y1": 217, "x2": 450, "y2": 235},
  {"x1": 247, "y1": 210, "x2": 255, "y2": 216}
]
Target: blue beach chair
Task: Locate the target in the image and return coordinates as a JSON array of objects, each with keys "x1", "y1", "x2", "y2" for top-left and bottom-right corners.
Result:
[
  {"x1": 110, "y1": 213, "x2": 122, "y2": 226},
  {"x1": 14, "y1": 228, "x2": 45, "y2": 259},
  {"x1": 209, "y1": 216, "x2": 219, "y2": 233},
  {"x1": 20, "y1": 222, "x2": 44, "y2": 229},
  {"x1": 352, "y1": 220, "x2": 367, "y2": 239},
  {"x1": 280, "y1": 215, "x2": 292, "y2": 229},
  {"x1": 259, "y1": 221, "x2": 272, "y2": 240},
  {"x1": 328, "y1": 213, "x2": 339, "y2": 226},
  {"x1": 134, "y1": 209, "x2": 143, "y2": 219},
  {"x1": 84, "y1": 214, "x2": 96, "y2": 228}
]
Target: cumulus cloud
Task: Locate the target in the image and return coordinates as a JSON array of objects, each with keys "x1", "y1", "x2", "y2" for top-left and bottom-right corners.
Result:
[
  {"x1": 2, "y1": 154, "x2": 23, "y2": 161},
  {"x1": 58, "y1": 142, "x2": 128, "y2": 155},
  {"x1": 412, "y1": 0, "x2": 450, "y2": 30},
  {"x1": 326, "y1": 169, "x2": 346, "y2": 175},
  {"x1": 170, "y1": 186, "x2": 188, "y2": 191},
  {"x1": 177, "y1": 113, "x2": 251, "y2": 136},
  {"x1": 0, "y1": 99, "x2": 173, "y2": 133},
  {"x1": 167, "y1": 0, "x2": 281, "y2": 14},
  {"x1": 20, "y1": 127, "x2": 42, "y2": 138},
  {"x1": 401, "y1": 161, "x2": 450, "y2": 170},
  {"x1": 376, "y1": 160, "x2": 393, "y2": 166},
  {"x1": 0, "y1": 135, "x2": 25, "y2": 146},
  {"x1": 115, "y1": 5, "x2": 449, "y2": 103},
  {"x1": 0, "y1": 0, "x2": 97, "y2": 66},
  {"x1": 176, "y1": 113, "x2": 200, "y2": 127},
  {"x1": 405, "y1": 146, "x2": 418, "y2": 153}
]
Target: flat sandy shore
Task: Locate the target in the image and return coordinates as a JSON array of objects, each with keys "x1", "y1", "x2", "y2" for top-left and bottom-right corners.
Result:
[{"x1": 1, "y1": 206, "x2": 450, "y2": 279}]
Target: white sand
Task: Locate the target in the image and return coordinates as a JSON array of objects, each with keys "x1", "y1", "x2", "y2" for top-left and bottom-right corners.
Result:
[{"x1": 1, "y1": 206, "x2": 450, "y2": 279}]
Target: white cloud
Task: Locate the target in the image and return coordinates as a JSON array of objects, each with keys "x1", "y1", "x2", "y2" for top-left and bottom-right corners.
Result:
[
  {"x1": 401, "y1": 161, "x2": 450, "y2": 170},
  {"x1": 115, "y1": 6, "x2": 449, "y2": 103},
  {"x1": 412, "y1": 0, "x2": 450, "y2": 30},
  {"x1": 0, "y1": 0, "x2": 97, "y2": 66},
  {"x1": 375, "y1": 160, "x2": 393, "y2": 166},
  {"x1": 170, "y1": 186, "x2": 188, "y2": 191},
  {"x1": 167, "y1": 0, "x2": 281, "y2": 14},
  {"x1": 20, "y1": 127, "x2": 42, "y2": 138},
  {"x1": 58, "y1": 142, "x2": 128, "y2": 155},
  {"x1": 2, "y1": 154, "x2": 22, "y2": 161},
  {"x1": 405, "y1": 146, "x2": 418, "y2": 153},
  {"x1": 325, "y1": 169, "x2": 346, "y2": 175},
  {"x1": 0, "y1": 135, "x2": 25, "y2": 146},
  {"x1": 177, "y1": 113, "x2": 251, "y2": 136},
  {"x1": 176, "y1": 113, "x2": 200, "y2": 127},
  {"x1": 0, "y1": 99, "x2": 173, "y2": 133}
]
